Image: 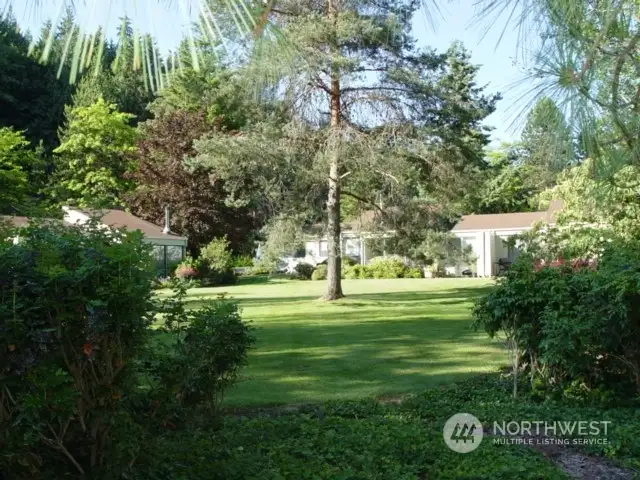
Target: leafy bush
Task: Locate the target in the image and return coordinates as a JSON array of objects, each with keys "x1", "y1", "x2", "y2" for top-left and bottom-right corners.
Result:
[
  {"x1": 342, "y1": 256, "x2": 358, "y2": 266},
  {"x1": 176, "y1": 302, "x2": 254, "y2": 413},
  {"x1": 198, "y1": 237, "x2": 236, "y2": 286},
  {"x1": 0, "y1": 221, "x2": 155, "y2": 477},
  {"x1": 175, "y1": 256, "x2": 200, "y2": 279},
  {"x1": 248, "y1": 263, "x2": 271, "y2": 276},
  {"x1": 232, "y1": 254, "x2": 254, "y2": 267},
  {"x1": 153, "y1": 276, "x2": 174, "y2": 289},
  {"x1": 156, "y1": 286, "x2": 255, "y2": 415},
  {"x1": 342, "y1": 264, "x2": 369, "y2": 279},
  {"x1": 473, "y1": 242, "x2": 640, "y2": 398},
  {"x1": 200, "y1": 237, "x2": 233, "y2": 271},
  {"x1": 343, "y1": 264, "x2": 358, "y2": 279},
  {"x1": 367, "y1": 255, "x2": 407, "y2": 279},
  {"x1": 405, "y1": 267, "x2": 424, "y2": 278},
  {"x1": 294, "y1": 262, "x2": 315, "y2": 280},
  {"x1": 311, "y1": 264, "x2": 328, "y2": 281},
  {"x1": 154, "y1": 276, "x2": 201, "y2": 290}
]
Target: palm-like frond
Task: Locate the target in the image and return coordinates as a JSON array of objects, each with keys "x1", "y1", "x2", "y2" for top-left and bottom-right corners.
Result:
[{"x1": 8, "y1": 0, "x2": 443, "y2": 84}]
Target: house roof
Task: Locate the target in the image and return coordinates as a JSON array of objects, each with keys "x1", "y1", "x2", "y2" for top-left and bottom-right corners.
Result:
[
  {"x1": 452, "y1": 211, "x2": 549, "y2": 232},
  {"x1": 79, "y1": 209, "x2": 187, "y2": 241},
  {"x1": 3, "y1": 210, "x2": 188, "y2": 244},
  {"x1": 452, "y1": 200, "x2": 564, "y2": 232},
  {"x1": 0, "y1": 216, "x2": 62, "y2": 228},
  {"x1": 0, "y1": 216, "x2": 31, "y2": 228}
]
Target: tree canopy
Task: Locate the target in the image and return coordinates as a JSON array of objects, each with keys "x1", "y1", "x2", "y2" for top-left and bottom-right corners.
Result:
[
  {"x1": 194, "y1": 0, "x2": 498, "y2": 298},
  {"x1": 53, "y1": 99, "x2": 137, "y2": 208}
]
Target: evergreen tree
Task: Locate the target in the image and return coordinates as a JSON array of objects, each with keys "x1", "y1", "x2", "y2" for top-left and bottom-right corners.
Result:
[
  {"x1": 196, "y1": 0, "x2": 498, "y2": 299},
  {"x1": 520, "y1": 97, "x2": 574, "y2": 188},
  {"x1": 0, "y1": 11, "x2": 70, "y2": 150},
  {"x1": 70, "y1": 18, "x2": 155, "y2": 122}
]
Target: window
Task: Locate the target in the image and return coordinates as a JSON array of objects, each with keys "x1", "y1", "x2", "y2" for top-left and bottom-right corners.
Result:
[
  {"x1": 319, "y1": 241, "x2": 328, "y2": 257},
  {"x1": 153, "y1": 244, "x2": 186, "y2": 277},
  {"x1": 460, "y1": 237, "x2": 474, "y2": 252},
  {"x1": 167, "y1": 246, "x2": 184, "y2": 271},
  {"x1": 153, "y1": 246, "x2": 166, "y2": 276},
  {"x1": 507, "y1": 244, "x2": 520, "y2": 262}
]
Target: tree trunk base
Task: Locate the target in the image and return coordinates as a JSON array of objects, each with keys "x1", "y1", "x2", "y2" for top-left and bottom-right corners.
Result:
[{"x1": 321, "y1": 293, "x2": 345, "y2": 301}]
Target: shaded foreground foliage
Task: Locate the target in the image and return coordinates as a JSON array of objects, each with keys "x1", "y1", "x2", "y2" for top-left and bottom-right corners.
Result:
[
  {"x1": 0, "y1": 223, "x2": 253, "y2": 478},
  {"x1": 134, "y1": 375, "x2": 640, "y2": 479}
]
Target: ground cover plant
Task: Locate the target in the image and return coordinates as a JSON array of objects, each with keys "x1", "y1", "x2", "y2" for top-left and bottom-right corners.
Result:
[{"x1": 134, "y1": 374, "x2": 640, "y2": 479}]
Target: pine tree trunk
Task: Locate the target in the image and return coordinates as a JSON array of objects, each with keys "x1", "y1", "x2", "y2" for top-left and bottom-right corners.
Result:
[
  {"x1": 325, "y1": 0, "x2": 344, "y2": 300},
  {"x1": 326, "y1": 151, "x2": 343, "y2": 299}
]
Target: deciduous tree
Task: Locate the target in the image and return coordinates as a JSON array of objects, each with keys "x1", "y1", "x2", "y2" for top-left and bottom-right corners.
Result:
[
  {"x1": 53, "y1": 99, "x2": 137, "y2": 208},
  {"x1": 127, "y1": 109, "x2": 260, "y2": 254}
]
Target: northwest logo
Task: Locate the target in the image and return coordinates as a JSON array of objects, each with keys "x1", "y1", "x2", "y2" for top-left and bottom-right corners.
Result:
[{"x1": 443, "y1": 413, "x2": 483, "y2": 453}]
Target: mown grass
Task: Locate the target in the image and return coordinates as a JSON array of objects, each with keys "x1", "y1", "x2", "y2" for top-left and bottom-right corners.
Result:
[{"x1": 157, "y1": 277, "x2": 506, "y2": 406}]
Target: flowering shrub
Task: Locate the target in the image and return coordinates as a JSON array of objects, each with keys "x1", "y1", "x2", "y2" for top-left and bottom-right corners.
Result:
[
  {"x1": 175, "y1": 263, "x2": 199, "y2": 279},
  {"x1": 473, "y1": 241, "x2": 640, "y2": 397}
]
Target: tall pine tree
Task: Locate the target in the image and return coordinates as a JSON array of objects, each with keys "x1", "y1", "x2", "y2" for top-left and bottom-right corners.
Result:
[
  {"x1": 520, "y1": 97, "x2": 574, "y2": 187},
  {"x1": 196, "y1": 0, "x2": 498, "y2": 299}
]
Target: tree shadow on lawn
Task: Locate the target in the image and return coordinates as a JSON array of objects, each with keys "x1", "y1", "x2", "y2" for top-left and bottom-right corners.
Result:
[
  {"x1": 182, "y1": 285, "x2": 494, "y2": 310},
  {"x1": 152, "y1": 285, "x2": 504, "y2": 406},
  {"x1": 226, "y1": 313, "x2": 505, "y2": 406}
]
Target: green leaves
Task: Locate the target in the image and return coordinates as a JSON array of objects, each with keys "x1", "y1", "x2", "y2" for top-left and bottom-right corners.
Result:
[
  {"x1": 473, "y1": 240, "x2": 640, "y2": 398},
  {"x1": 0, "y1": 221, "x2": 156, "y2": 476},
  {"x1": 157, "y1": 293, "x2": 255, "y2": 414},
  {"x1": 53, "y1": 99, "x2": 137, "y2": 208}
]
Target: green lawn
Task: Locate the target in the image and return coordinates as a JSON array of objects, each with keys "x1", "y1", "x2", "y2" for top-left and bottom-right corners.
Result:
[{"x1": 169, "y1": 277, "x2": 506, "y2": 406}]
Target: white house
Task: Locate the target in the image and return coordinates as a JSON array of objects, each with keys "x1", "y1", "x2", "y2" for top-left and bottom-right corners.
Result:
[
  {"x1": 450, "y1": 200, "x2": 563, "y2": 277},
  {"x1": 264, "y1": 210, "x2": 396, "y2": 272}
]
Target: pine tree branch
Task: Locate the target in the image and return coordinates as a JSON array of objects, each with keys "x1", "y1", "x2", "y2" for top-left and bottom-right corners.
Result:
[{"x1": 342, "y1": 190, "x2": 384, "y2": 212}]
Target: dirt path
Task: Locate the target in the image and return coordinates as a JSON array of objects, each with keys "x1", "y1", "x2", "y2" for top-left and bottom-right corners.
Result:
[{"x1": 489, "y1": 432, "x2": 634, "y2": 480}]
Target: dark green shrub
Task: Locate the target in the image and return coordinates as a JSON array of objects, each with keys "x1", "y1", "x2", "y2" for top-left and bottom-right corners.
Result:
[
  {"x1": 0, "y1": 221, "x2": 156, "y2": 477},
  {"x1": 367, "y1": 255, "x2": 407, "y2": 279},
  {"x1": 294, "y1": 262, "x2": 315, "y2": 280},
  {"x1": 311, "y1": 264, "x2": 328, "y2": 281},
  {"x1": 473, "y1": 242, "x2": 640, "y2": 397},
  {"x1": 177, "y1": 301, "x2": 254, "y2": 412},
  {"x1": 157, "y1": 288, "x2": 255, "y2": 415}
]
